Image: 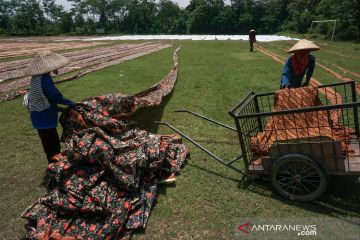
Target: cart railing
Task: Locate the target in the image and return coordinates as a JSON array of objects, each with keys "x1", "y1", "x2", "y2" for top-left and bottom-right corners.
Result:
[
  {"x1": 228, "y1": 81, "x2": 360, "y2": 174},
  {"x1": 236, "y1": 101, "x2": 360, "y2": 119},
  {"x1": 229, "y1": 81, "x2": 358, "y2": 119}
]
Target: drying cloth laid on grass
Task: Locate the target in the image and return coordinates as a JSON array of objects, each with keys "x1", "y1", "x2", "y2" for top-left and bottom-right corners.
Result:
[
  {"x1": 135, "y1": 47, "x2": 179, "y2": 108},
  {"x1": 21, "y1": 47, "x2": 189, "y2": 239},
  {"x1": 250, "y1": 87, "x2": 354, "y2": 156}
]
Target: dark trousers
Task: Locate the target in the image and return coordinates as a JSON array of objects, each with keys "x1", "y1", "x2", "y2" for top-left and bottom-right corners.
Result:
[
  {"x1": 250, "y1": 41, "x2": 254, "y2": 51},
  {"x1": 37, "y1": 128, "x2": 61, "y2": 163}
]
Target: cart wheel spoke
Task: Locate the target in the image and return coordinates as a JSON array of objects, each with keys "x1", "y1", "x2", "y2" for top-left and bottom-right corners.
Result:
[
  {"x1": 300, "y1": 164, "x2": 315, "y2": 174},
  {"x1": 298, "y1": 181, "x2": 304, "y2": 195},
  {"x1": 299, "y1": 181, "x2": 312, "y2": 194},
  {"x1": 302, "y1": 179, "x2": 320, "y2": 188},
  {"x1": 290, "y1": 181, "x2": 298, "y2": 194},
  {"x1": 293, "y1": 162, "x2": 302, "y2": 173},
  {"x1": 295, "y1": 181, "x2": 303, "y2": 194},
  {"x1": 289, "y1": 162, "x2": 298, "y2": 175},
  {"x1": 302, "y1": 168, "x2": 316, "y2": 176},
  {"x1": 276, "y1": 175, "x2": 292, "y2": 180},
  {"x1": 300, "y1": 162, "x2": 314, "y2": 175},
  {"x1": 279, "y1": 180, "x2": 293, "y2": 191},
  {"x1": 301, "y1": 171, "x2": 319, "y2": 178},
  {"x1": 271, "y1": 154, "x2": 327, "y2": 201},
  {"x1": 301, "y1": 178, "x2": 320, "y2": 183},
  {"x1": 278, "y1": 168, "x2": 292, "y2": 176},
  {"x1": 298, "y1": 163, "x2": 307, "y2": 175}
]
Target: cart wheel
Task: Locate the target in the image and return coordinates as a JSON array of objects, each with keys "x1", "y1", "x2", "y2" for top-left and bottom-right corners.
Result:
[{"x1": 271, "y1": 154, "x2": 327, "y2": 202}]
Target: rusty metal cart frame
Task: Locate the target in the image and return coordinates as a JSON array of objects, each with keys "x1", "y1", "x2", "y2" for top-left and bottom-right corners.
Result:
[{"x1": 156, "y1": 81, "x2": 360, "y2": 201}]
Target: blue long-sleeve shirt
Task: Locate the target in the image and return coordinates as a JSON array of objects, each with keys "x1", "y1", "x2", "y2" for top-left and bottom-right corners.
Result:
[
  {"x1": 30, "y1": 74, "x2": 75, "y2": 129},
  {"x1": 280, "y1": 54, "x2": 316, "y2": 89}
]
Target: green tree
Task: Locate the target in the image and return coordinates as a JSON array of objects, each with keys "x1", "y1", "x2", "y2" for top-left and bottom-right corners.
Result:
[
  {"x1": 187, "y1": 0, "x2": 224, "y2": 33},
  {"x1": 315, "y1": 0, "x2": 360, "y2": 40},
  {"x1": 42, "y1": 0, "x2": 65, "y2": 34},
  {"x1": 42, "y1": 0, "x2": 64, "y2": 22},
  {"x1": 69, "y1": 0, "x2": 90, "y2": 33},
  {"x1": 211, "y1": 6, "x2": 236, "y2": 33},
  {"x1": 87, "y1": 0, "x2": 108, "y2": 28},
  {"x1": 260, "y1": 0, "x2": 290, "y2": 33},
  {"x1": 59, "y1": 12, "x2": 74, "y2": 33},
  {"x1": 284, "y1": 0, "x2": 320, "y2": 33},
  {"x1": 10, "y1": 0, "x2": 45, "y2": 35},
  {"x1": 123, "y1": 0, "x2": 157, "y2": 33},
  {"x1": 0, "y1": 0, "x2": 11, "y2": 33},
  {"x1": 107, "y1": 0, "x2": 129, "y2": 32},
  {"x1": 156, "y1": 0, "x2": 182, "y2": 33}
]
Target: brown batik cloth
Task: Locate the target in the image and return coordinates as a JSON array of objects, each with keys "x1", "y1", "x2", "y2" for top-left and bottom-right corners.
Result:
[
  {"x1": 21, "y1": 47, "x2": 189, "y2": 240},
  {"x1": 250, "y1": 87, "x2": 354, "y2": 156}
]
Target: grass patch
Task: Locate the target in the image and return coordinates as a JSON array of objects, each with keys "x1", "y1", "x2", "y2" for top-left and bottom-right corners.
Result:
[{"x1": 0, "y1": 40, "x2": 359, "y2": 239}]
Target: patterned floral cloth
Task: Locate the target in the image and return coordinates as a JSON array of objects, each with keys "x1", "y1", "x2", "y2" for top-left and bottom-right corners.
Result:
[{"x1": 22, "y1": 47, "x2": 189, "y2": 239}]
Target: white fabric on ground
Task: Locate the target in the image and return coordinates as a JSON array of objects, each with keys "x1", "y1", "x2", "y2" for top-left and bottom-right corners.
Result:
[{"x1": 83, "y1": 35, "x2": 298, "y2": 42}]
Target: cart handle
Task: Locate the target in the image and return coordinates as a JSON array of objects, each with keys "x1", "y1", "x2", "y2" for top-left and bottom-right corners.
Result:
[
  {"x1": 155, "y1": 121, "x2": 244, "y2": 175},
  {"x1": 174, "y1": 109, "x2": 237, "y2": 132}
]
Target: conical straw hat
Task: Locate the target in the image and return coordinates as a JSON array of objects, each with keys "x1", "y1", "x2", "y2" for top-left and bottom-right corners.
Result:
[
  {"x1": 287, "y1": 39, "x2": 320, "y2": 53},
  {"x1": 250, "y1": 29, "x2": 256, "y2": 32},
  {"x1": 24, "y1": 50, "x2": 70, "y2": 76}
]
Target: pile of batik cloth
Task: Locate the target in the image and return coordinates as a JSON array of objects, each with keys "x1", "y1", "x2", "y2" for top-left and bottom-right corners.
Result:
[
  {"x1": 21, "y1": 47, "x2": 189, "y2": 240},
  {"x1": 250, "y1": 86, "x2": 354, "y2": 157}
]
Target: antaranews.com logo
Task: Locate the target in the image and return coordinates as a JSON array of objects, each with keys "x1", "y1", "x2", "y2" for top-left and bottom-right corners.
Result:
[
  {"x1": 237, "y1": 222, "x2": 316, "y2": 237},
  {"x1": 235, "y1": 217, "x2": 360, "y2": 239}
]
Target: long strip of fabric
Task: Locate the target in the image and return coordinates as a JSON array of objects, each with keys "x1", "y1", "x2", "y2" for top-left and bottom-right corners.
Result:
[
  {"x1": 21, "y1": 47, "x2": 189, "y2": 240},
  {"x1": 135, "y1": 47, "x2": 180, "y2": 107}
]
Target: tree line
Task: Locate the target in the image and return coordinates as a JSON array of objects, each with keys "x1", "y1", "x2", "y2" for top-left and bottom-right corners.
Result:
[{"x1": 0, "y1": 0, "x2": 359, "y2": 40}]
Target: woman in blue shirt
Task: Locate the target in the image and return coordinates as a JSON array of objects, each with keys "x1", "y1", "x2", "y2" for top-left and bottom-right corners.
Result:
[
  {"x1": 280, "y1": 39, "x2": 320, "y2": 89},
  {"x1": 24, "y1": 51, "x2": 75, "y2": 163}
]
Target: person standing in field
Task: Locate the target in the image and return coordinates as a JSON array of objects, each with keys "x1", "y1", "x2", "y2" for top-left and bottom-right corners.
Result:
[
  {"x1": 249, "y1": 29, "x2": 256, "y2": 52},
  {"x1": 24, "y1": 50, "x2": 75, "y2": 163},
  {"x1": 280, "y1": 39, "x2": 320, "y2": 89}
]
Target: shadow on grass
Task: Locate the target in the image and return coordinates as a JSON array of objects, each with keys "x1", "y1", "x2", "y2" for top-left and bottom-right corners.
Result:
[
  {"x1": 188, "y1": 163, "x2": 240, "y2": 183},
  {"x1": 131, "y1": 91, "x2": 173, "y2": 134},
  {"x1": 187, "y1": 162, "x2": 360, "y2": 217},
  {"x1": 246, "y1": 175, "x2": 360, "y2": 218},
  {"x1": 191, "y1": 139, "x2": 238, "y2": 145},
  {"x1": 40, "y1": 174, "x2": 49, "y2": 189}
]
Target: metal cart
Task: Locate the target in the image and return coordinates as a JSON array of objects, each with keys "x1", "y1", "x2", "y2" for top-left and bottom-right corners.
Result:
[{"x1": 156, "y1": 81, "x2": 360, "y2": 201}]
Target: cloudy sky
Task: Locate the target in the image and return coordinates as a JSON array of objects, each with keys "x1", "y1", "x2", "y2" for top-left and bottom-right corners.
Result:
[{"x1": 55, "y1": 0, "x2": 191, "y2": 10}]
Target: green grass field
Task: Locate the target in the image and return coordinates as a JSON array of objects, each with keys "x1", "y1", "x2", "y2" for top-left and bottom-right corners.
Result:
[{"x1": 0, "y1": 39, "x2": 359, "y2": 239}]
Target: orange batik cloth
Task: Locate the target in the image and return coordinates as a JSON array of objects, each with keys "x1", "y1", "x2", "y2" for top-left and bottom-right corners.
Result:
[{"x1": 250, "y1": 87, "x2": 354, "y2": 156}]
